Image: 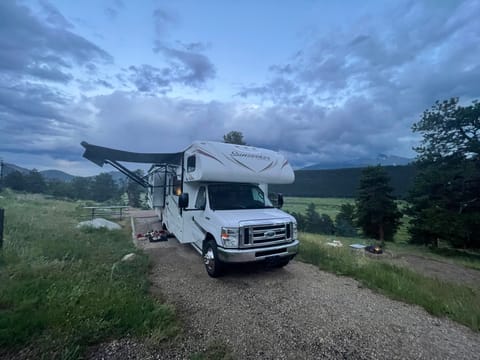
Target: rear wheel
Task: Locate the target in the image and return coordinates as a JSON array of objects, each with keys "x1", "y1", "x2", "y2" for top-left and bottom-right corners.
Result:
[{"x1": 203, "y1": 240, "x2": 224, "y2": 277}]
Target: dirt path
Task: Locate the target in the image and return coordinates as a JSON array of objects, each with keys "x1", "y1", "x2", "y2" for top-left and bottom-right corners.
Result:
[
  {"x1": 387, "y1": 254, "x2": 480, "y2": 288},
  {"x1": 89, "y1": 212, "x2": 480, "y2": 359}
]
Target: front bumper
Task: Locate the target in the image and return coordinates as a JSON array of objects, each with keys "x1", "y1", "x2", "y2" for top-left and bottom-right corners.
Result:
[{"x1": 217, "y1": 240, "x2": 299, "y2": 263}]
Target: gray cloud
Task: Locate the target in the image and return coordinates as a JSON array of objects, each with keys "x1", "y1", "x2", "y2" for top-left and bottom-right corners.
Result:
[
  {"x1": 0, "y1": 1, "x2": 112, "y2": 165},
  {"x1": 238, "y1": 0, "x2": 480, "y2": 165},
  {"x1": 155, "y1": 45, "x2": 216, "y2": 87},
  {"x1": 39, "y1": 0, "x2": 73, "y2": 28},
  {"x1": 148, "y1": 7, "x2": 215, "y2": 91},
  {"x1": 74, "y1": 92, "x2": 411, "y2": 169},
  {"x1": 126, "y1": 65, "x2": 173, "y2": 93},
  {"x1": 0, "y1": 1, "x2": 112, "y2": 84},
  {"x1": 3, "y1": 0, "x2": 479, "y2": 174},
  {"x1": 105, "y1": 0, "x2": 124, "y2": 20},
  {"x1": 153, "y1": 7, "x2": 178, "y2": 38}
]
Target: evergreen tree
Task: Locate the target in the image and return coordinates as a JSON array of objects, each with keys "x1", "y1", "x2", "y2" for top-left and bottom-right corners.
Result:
[
  {"x1": 90, "y1": 173, "x2": 118, "y2": 202},
  {"x1": 223, "y1": 131, "x2": 246, "y2": 145},
  {"x1": 126, "y1": 169, "x2": 144, "y2": 207},
  {"x1": 47, "y1": 180, "x2": 73, "y2": 198},
  {"x1": 71, "y1": 177, "x2": 92, "y2": 200},
  {"x1": 356, "y1": 166, "x2": 402, "y2": 242},
  {"x1": 4, "y1": 171, "x2": 25, "y2": 191},
  {"x1": 408, "y1": 98, "x2": 480, "y2": 248},
  {"x1": 288, "y1": 211, "x2": 306, "y2": 231},
  {"x1": 335, "y1": 203, "x2": 357, "y2": 237},
  {"x1": 24, "y1": 169, "x2": 46, "y2": 193},
  {"x1": 304, "y1": 203, "x2": 321, "y2": 233},
  {"x1": 318, "y1": 213, "x2": 335, "y2": 235}
]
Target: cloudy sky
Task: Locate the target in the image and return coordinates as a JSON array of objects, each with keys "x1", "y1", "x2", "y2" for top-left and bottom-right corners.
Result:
[{"x1": 1, "y1": 0, "x2": 479, "y2": 175}]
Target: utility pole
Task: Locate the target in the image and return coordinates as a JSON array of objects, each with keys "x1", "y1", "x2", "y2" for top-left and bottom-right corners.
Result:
[
  {"x1": 0, "y1": 208, "x2": 4, "y2": 249},
  {"x1": 0, "y1": 159, "x2": 3, "y2": 249},
  {"x1": 0, "y1": 158, "x2": 3, "y2": 191}
]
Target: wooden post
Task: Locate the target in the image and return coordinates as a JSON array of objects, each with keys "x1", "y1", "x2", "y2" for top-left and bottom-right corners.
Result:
[{"x1": 0, "y1": 208, "x2": 4, "y2": 249}]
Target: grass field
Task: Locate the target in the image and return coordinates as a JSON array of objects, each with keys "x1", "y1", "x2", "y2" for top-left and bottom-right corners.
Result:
[
  {"x1": 0, "y1": 190, "x2": 178, "y2": 359},
  {"x1": 298, "y1": 233, "x2": 480, "y2": 331},
  {"x1": 283, "y1": 197, "x2": 353, "y2": 219},
  {"x1": 284, "y1": 196, "x2": 480, "y2": 270}
]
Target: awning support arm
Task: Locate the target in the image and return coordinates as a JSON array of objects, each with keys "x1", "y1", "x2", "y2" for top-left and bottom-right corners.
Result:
[{"x1": 105, "y1": 160, "x2": 150, "y2": 188}]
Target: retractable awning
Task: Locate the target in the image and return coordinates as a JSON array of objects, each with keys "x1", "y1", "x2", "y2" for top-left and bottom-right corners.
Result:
[
  {"x1": 81, "y1": 141, "x2": 183, "y2": 166},
  {"x1": 81, "y1": 141, "x2": 184, "y2": 188}
]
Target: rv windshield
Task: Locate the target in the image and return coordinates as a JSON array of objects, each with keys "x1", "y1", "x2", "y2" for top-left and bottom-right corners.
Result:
[{"x1": 208, "y1": 183, "x2": 273, "y2": 210}]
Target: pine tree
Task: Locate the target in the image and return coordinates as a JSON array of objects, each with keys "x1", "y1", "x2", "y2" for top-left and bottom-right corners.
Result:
[
  {"x1": 356, "y1": 166, "x2": 402, "y2": 242},
  {"x1": 304, "y1": 203, "x2": 321, "y2": 233},
  {"x1": 335, "y1": 203, "x2": 357, "y2": 237},
  {"x1": 126, "y1": 169, "x2": 144, "y2": 207},
  {"x1": 4, "y1": 171, "x2": 25, "y2": 191},
  {"x1": 223, "y1": 131, "x2": 246, "y2": 145},
  {"x1": 24, "y1": 169, "x2": 46, "y2": 193},
  {"x1": 90, "y1": 173, "x2": 118, "y2": 202},
  {"x1": 408, "y1": 98, "x2": 480, "y2": 248}
]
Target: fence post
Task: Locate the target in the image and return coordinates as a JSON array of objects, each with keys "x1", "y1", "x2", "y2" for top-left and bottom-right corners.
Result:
[{"x1": 0, "y1": 208, "x2": 4, "y2": 249}]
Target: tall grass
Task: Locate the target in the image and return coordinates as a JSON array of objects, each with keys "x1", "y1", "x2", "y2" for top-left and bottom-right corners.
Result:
[
  {"x1": 0, "y1": 190, "x2": 178, "y2": 358},
  {"x1": 298, "y1": 235, "x2": 480, "y2": 331}
]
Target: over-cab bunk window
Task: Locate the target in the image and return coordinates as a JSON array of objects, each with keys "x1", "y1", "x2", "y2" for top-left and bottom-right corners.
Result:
[{"x1": 187, "y1": 155, "x2": 196, "y2": 172}]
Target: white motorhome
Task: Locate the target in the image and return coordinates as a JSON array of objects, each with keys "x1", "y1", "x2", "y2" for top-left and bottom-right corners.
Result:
[{"x1": 81, "y1": 141, "x2": 299, "y2": 277}]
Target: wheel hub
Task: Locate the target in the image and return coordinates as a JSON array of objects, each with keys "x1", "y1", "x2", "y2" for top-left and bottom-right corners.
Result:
[{"x1": 204, "y1": 248, "x2": 215, "y2": 272}]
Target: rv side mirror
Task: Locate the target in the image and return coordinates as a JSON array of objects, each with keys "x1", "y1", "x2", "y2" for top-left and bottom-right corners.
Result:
[
  {"x1": 277, "y1": 194, "x2": 284, "y2": 208},
  {"x1": 179, "y1": 193, "x2": 189, "y2": 209}
]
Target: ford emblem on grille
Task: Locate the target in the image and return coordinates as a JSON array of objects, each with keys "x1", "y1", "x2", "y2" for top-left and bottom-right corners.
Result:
[{"x1": 264, "y1": 230, "x2": 275, "y2": 238}]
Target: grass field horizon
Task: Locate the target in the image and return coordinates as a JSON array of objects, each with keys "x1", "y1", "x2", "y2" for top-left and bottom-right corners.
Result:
[
  {"x1": 0, "y1": 190, "x2": 178, "y2": 359},
  {"x1": 1, "y1": 190, "x2": 479, "y2": 357},
  {"x1": 283, "y1": 196, "x2": 480, "y2": 271}
]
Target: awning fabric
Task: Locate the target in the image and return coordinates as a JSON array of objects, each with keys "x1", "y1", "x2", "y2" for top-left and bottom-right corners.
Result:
[{"x1": 81, "y1": 141, "x2": 184, "y2": 167}]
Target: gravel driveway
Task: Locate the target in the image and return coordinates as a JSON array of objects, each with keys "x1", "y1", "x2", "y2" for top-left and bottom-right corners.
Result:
[{"x1": 89, "y1": 213, "x2": 480, "y2": 359}]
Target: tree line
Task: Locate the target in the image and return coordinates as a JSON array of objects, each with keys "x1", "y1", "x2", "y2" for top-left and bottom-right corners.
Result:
[
  {"x1": 286, "y1": 98, "x2": 479, "y2": 249},
  {"x1": 1, "y1": 170, "x2": 144, "y2": 206}
]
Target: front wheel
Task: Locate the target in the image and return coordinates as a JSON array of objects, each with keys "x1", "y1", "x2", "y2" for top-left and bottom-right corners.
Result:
[{"x1": 203, "y1": 240, "x2": 224, "y2": 277}]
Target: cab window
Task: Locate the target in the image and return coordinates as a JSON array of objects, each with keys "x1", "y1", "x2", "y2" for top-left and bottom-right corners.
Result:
[{"x1": 195, "y1": 186, "x2": 206, "y2": 209}]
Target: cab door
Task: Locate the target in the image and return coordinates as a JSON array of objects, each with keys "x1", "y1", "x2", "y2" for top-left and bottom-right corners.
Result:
[
  {"x1": 164, "y1": 174, "x2": 183, "y2": 240},
  {"x1": 181, "y1": 186, "x2": 208, "y2": 245}
]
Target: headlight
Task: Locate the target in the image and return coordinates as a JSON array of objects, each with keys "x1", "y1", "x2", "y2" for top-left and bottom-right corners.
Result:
[
  {"x1": 221, "y1": 227, "x2": 239, "y2": 248},
  {"x1": 292, "y1": 222, "x2": 298, "y2": 239}
]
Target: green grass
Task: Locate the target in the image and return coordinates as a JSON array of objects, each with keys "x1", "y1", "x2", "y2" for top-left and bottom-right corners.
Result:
[
  {"x1": 298, "y1": 233, "x2": 480, "y2": 331},
  {"x1": 0, "y1": 190, "x2": 178, "y2": 358},
  {"x1": 283, "y1": 197, "x2": 353, "y2": 218},
  {"x1": 286, "y1": 196, "x2": 480, "y2": 270}
]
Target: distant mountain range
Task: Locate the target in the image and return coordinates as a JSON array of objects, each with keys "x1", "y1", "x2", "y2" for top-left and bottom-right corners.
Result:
[
  {"x1": 2, "y1": 154, "x2": 412, "y2": 182},
  {"x1": 1, "y1": 163, "x2": 126, "y2": 183},
  {"x1": 302, "y1": 154, "x2": 413, "y2": 170}
]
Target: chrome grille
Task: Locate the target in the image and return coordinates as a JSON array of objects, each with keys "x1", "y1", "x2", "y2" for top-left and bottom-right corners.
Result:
[{"x1": 241, "y1": 222, "x2": 292, "y2": 248}]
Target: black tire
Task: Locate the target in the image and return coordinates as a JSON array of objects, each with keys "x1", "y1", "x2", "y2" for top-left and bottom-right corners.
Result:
[{"x1": 203, "y1": 239, "x2": 224, "y2": 277}]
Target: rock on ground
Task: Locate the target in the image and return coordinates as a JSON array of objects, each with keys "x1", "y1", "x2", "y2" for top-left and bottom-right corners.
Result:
[{"x1": 76, "y1": 218, "x2": 121, "y2": 230}]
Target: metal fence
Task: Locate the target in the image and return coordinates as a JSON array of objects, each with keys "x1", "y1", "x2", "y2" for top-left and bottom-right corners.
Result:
[{"x1": 82, "y1": 206, "x2": 129, "y2": 221}]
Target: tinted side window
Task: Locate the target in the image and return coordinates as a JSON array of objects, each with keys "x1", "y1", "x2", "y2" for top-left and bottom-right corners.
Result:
[
  {"x1": 187, "y1": 155, "x2": 196, "y2": 172},
  {"x1": 252, "y1": 187, "x2": 265, "y2": 203},
  {"x1": 195, "y1": 186, "x2": 206, "y2": 209}
]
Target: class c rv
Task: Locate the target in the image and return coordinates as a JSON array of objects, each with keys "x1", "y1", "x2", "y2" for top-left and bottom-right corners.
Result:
[{"x1": 81, "y1": 141, "x2": 299, "y2": 277}]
